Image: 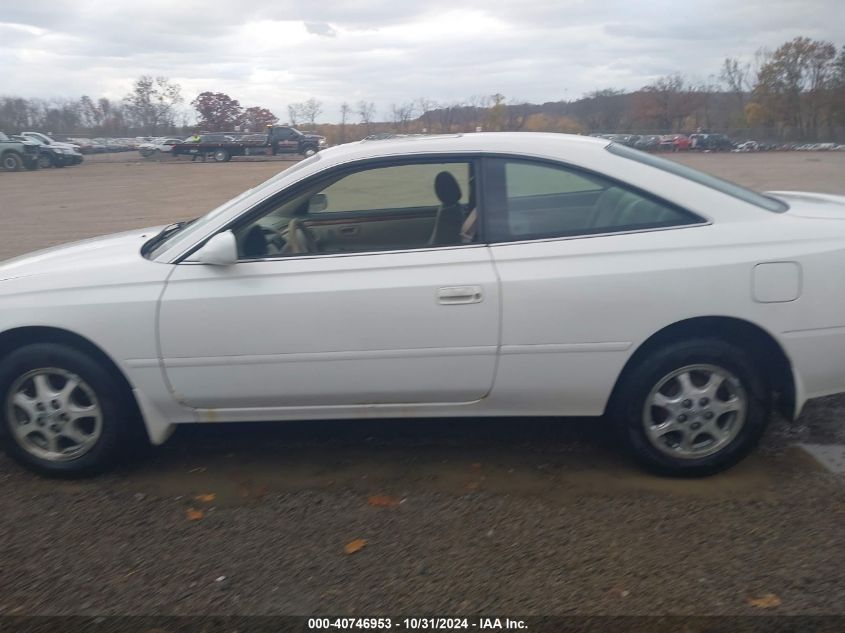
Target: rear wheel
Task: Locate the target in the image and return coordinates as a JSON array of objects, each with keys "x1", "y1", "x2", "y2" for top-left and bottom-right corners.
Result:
[
  {"x1": 1, "y1": 152, "x2": 23, "y2": 172},
  {"x1": 612, "y1": 338, "x2": 769, "y2": 476},
  {"x1": 0, "y1": 344, "x2": 133, "y2": 476}
]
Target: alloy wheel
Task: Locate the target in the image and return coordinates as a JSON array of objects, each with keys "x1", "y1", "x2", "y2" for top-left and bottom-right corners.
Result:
[
  {"x1": 642, "y1": 364, "x2": 747, "y2": 459},
  {"x1": 5, "y1": 368, "x2": 103, "y2": 462}
]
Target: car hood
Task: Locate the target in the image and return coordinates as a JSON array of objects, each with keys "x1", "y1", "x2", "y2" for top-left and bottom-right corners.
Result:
[
  {"x1": 0, "y1": 226, "x2": 165, "y2": 282},
  {"x1": 767, "y1": 191, "x2": 845, "y2": 219}
]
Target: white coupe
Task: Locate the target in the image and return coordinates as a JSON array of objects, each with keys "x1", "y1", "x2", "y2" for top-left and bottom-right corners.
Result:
[{"x1": 2, "y1": 133, "x2": 844, "y2": 476}]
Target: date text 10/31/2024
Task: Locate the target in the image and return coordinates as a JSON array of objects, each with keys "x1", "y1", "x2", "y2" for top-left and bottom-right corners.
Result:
[{"x1": 307, "y1": 618, "x2": 528, "y2": 630}]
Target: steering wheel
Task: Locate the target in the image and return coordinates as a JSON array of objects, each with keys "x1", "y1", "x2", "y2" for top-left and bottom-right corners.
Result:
[{"x1": 282, "y1": 218, "x2": 318, "y2": 254}]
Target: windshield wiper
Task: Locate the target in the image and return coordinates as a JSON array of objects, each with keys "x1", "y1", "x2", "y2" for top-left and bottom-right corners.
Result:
[{"x1": 142, "y1": 219, "x2": 195, "y2": 256}]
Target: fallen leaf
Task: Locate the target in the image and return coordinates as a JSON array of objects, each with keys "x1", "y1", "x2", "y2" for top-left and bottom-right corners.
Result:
[
  {"x1": 466, "y1": 481, "x2": 481, "y2": 491},
  {"x1": 367, "y1": 495, "x2": 400, "y2": 507},
  {"x1": 344, "y1": 538, "x2": 367, "y2": 554},
  {"x1": 194, "y1": 493, "x2": 216, "y2": 503},
  {"x1": 471, "y1": 463, "x2": 482, "y2": 470},
  {"x1": 747, "y1": 593, "x2": 781, "y2": 609},
  {"x1": 186, "y1": 508, "x2": 205, "y2": 521}
]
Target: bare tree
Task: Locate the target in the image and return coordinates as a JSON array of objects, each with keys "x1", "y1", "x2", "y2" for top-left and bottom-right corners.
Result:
[
  {"x1": 417, "y1": 97, "x2": 437, "y2": 132},
  {"x1": 356, "y1": 100, "x2": 376, "y2": 134},
  {"x1": 287, "y1": 103, "x2": 304, "y2": 126},
  {"x1": 390, "y1": 102, "x2": 416, "y2": 131},
  {"x1": 339, "y1": 102, "x2": 352, "y2": 142},
  {"x1": 301, "y1": 98, "x2": 322, "y2": 128},
  {"x1": 123, "y1": 76, "x2": 182, "y2": 135}
]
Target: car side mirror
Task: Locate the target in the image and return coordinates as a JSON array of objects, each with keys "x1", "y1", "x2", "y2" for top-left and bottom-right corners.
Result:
[
  {"x1": 194, "y1": 231, "x2": 238, "y2": 266},
  {"x1": 308, "y1": 193, "x2": 328, "y2": 213}
]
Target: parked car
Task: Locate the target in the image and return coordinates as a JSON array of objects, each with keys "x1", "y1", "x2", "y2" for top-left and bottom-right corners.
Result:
[
  {"x1": 12, "y1": 134, "x2": 72, "y2": 168},
  {"x1": 659, "y1": 134, "x2": 692, "y2": 152},
  {"x1": 734, "y1": 141, "x2": 759, "y2": 153},
  {"x1": 689, "y1": 133, "x2": 736, "y2": 151},
  {"x1": 3, "y1": 132, "x2": 845, "y2": 477},
  {"x1": 138, "y1": 137, "x2": 186, "y2": 157},
  {"x1": 20, "y1": 132, "x2": 84, "y2": 165},
  {"x1": 0, "y1": 131, "x2": 40, "y2": 171},
  {"x1": 634, "y1": 135, "x2": 661, "y2": 152}
]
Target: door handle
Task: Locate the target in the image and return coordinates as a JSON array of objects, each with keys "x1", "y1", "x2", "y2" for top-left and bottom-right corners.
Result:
[
  {"x1": 437, "y1": 285, "x2": 483, "y2": 305},
  {"x1": 338, "y1": 226, "x2": 359, "y2": 236}
]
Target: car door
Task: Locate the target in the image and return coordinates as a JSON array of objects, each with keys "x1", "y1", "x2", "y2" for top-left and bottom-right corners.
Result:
[
  {"x1": 482, "y1": 157, "x2": 706, "y2": 416},
  {"x1": 157, "y1": 157, "x2": 499, "y2": 412}
]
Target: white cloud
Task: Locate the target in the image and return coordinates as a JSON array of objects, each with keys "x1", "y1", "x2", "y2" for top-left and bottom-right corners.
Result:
[{"x1": 0, "y1": 0, "x2": 842, "y2": 121}]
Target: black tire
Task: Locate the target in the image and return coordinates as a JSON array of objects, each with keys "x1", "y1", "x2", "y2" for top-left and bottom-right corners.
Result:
[
  {"x1": 0, "y1": 343, "x2": 134, "y2": 477},
  {"x1": 213, "y1": 149, "x2": 230, "y2": 162},
  {"x1": 611, "y1": 338, "x2": 770, "y2": 477},
  {"x1": 38, "y1": 153, "x2": 53, "y2": 169},
  {"x1": 1, "y1": 152, "x2": 23, "y2": 172},
  {"x1": 24, "y1": 157, "x2": 40, "y2": 171}
]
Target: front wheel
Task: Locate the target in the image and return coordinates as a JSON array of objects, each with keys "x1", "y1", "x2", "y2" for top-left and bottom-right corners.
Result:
[
  {"x1": 1, "y1": 152, "x2": 23, "y2": 172},
  {"x1": 302, "y1": 146, "x2": 316, "y2": 157},
  {"x1": 213, "y1": 149, "x2": 230, "y2": 162},
  {"x1": 38, "y1": 154, "x2": 53, "y2": 169},
  {"x1": 0, "y1": 344, "x2": 134, "y2": 476},
  {"x1": 611, "y1": 338, "x2": 769, "y2": 476}
]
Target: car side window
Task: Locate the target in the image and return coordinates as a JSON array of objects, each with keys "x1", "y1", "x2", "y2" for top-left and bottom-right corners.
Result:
[
  {"x1": 232, "y1": 160, "x2": 475, "y2": 260},
  {"x1": 485, "y1": 158, "x2": 699, "y2": 242}
]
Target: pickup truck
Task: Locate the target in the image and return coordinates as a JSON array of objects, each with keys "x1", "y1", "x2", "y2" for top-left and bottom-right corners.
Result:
[
  {"x1": 170, "y1": 126, "x2": 327, "y2": 162},
  {"x1": 0, "y1": 132, "x2": 40, "y2": 171}
]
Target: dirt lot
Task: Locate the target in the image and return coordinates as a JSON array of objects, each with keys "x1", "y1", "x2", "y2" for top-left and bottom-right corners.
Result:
[{"x1": 1, "y1": 151, "x2": 845, "y2": 617}]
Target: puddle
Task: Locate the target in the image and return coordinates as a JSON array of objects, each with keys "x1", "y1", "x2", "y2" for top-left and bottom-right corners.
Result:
[
  {"x1": 796, "y1": 443, "x2": 845, "y2": 474},
  {"x1": 98, "y1": 420, "x2": 828, "y2": 506}
]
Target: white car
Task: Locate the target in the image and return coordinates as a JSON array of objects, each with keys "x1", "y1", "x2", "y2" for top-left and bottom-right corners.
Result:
[
  {"x1": 2, "y1": 132, "x2": 845, "y2": 477},
  {"x1": 138, "y1": 138, "x2": 185, "y2": 157}
]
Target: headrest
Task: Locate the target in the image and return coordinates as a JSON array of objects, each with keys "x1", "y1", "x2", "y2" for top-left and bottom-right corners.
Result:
[{"x1": 434, "y1": 171, "x2": 462, "y2": 206}]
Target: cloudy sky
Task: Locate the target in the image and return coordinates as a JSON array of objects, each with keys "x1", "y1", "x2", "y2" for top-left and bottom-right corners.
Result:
[{"x1": 1, "y1": 0, "x2": 843, "y2": 122}]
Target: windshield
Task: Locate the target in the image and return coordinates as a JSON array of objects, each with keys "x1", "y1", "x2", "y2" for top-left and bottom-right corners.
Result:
[
  {"x1": 606, "y1": 143, "x2": 789, "y2": 213},
  {"x1": 144, "y1": 153, "x2": 323, "y2": 259}
]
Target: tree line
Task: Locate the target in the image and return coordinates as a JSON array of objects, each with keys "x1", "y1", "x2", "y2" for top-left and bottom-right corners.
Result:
[{"x1": 1, "y1": 36, "x2": 842, "y2": 142}]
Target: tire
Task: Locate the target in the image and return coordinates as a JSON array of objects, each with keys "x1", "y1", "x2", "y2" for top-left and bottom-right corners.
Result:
[
  {"x1": 1, "y1": 152, "x2": 23, "y2": 172},
  {"x1": 611, "y1": 338, "x2": 770, "y2": 477},
  {"x1": 38, "y1": 154, "x2": 53, "y2": 169},
  {"x1": 0, "y1": 343, "x2": 134, "y2": 477},
  {"x1": 213, "y1": 149, "x2": 230, "y2": 162},
  {"x1": 24, "y1": 157, "x2": 40, "y2": 171},
  {"x1": 302, "y1": 146, "x2": 316, "y2": 157}
]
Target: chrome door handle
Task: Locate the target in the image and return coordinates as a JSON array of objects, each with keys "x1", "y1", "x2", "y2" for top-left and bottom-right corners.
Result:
[{"x1": 437, "y1": 285, "x2": 483, "y2": 305}]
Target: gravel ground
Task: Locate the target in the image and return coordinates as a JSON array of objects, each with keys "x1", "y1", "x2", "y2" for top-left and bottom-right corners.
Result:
[{"x1": 0, "y1": 151, "x2": 844, "y2": 616}]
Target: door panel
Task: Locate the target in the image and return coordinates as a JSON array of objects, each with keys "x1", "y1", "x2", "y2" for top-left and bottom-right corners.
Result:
[
  {"x1": 158, "y1": 247, "x2": 500, "y2": 410},
  {"x1": 305, "y1": 206, "x2": 437, "y2": 252}
]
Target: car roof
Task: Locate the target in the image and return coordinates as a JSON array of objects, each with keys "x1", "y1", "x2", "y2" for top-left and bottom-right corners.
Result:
[{"x1": 317, "y1": 132, "x2": 610, "y2": 166}]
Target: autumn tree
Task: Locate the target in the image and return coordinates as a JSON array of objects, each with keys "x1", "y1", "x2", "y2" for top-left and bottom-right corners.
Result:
[
  {"x1": 124, "y1": 76, "x2": 183, "y2": 134},
  {"x1": 633, "y1": 74, "x2": 702, "y2": 131},
  {"x1": 192, "y1": 92, "x2": 243, "y2": 131},
  {"x1": 339, "y1": 102, "x2": 352, "y2": 142},
  {"x1": 241, "y1": 106, "x2": 278, "y2": 131},
  {"x1": 751, "y1": 37, "x2": 838, "y2": 139},
  {"x1": 484, "y1": 93, "x2": 507, "y2": 131}
]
